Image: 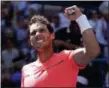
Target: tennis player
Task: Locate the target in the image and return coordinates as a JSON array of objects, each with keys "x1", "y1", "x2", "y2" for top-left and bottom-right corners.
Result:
[{"x1": 21, "y1": 5, "x2": 100, "y2": 87}]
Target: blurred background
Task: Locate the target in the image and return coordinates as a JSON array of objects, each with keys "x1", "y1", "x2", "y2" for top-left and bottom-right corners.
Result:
[{"x1": 1, "y1": 1, "x2": 109, "y2": 88}]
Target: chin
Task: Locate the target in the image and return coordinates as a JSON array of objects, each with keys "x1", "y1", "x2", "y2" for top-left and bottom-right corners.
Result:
[
  {"x1": 37, "y1": 49, "x2": 45, "y2": 52},
  {"x1": 36, "y1": 48, "x2": 44, "y2": 52}
]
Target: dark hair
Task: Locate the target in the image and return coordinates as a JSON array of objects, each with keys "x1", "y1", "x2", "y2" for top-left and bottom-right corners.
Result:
[{"x1": 29, "y1": 15, "x2": 54, "y2": 33}]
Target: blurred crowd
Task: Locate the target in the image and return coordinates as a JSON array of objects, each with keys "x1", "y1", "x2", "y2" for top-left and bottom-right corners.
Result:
[{"x1": 1, "y1": 1, "x2": 109, "y2": 88}]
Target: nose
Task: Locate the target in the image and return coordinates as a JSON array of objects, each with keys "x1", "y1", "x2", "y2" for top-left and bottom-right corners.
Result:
[
  {"x1": 35, "y1": 31, "x2": 40, "y2": 36},
  {"x1": 35, "y1": 31, "x2": 42, "y2": 39}
]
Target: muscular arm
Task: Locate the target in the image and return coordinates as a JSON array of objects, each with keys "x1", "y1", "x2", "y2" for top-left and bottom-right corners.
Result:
[
  {"x1": 72, "y1": 29, "x2": 100, "y2": 66},
  {"x1": 64, "y1": 5, "x2": 100, "y2": 66}
]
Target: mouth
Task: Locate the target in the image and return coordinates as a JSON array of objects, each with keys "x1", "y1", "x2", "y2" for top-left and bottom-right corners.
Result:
[
  {"x1": 31, "y1": 36, "x2": 46, "y2": 49},
  {"x1": 36, "y1": 39, "x2": 44, "y2": 43},
  {"x1": 34, "y1": 39, "x2": 44, "y2": 49}
]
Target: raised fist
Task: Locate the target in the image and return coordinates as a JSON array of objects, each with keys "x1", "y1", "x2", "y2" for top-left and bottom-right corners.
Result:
[{"x1": 64, "y1": 5, "x2": 83, "y2": 21}]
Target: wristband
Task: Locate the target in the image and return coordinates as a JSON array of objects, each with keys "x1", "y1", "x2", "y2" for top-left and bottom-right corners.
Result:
[{"x1": 76, "y1": 14, "x2": 92, "y2": 34}]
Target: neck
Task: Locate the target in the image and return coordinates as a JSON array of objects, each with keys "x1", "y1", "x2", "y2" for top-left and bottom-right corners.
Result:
[{"x1": 37, "y1": 46, "x2": 54, "y2": 63}]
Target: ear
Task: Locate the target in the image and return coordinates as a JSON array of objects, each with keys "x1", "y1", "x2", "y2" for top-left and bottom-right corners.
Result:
[{"x1": 51, "y1": 33, "x2": 55, "y2": 40}]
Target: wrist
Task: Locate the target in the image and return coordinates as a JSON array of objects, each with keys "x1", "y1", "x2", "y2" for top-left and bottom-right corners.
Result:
[{"x1": 76, "y1": 14, "x2": 92, "y2": 34}]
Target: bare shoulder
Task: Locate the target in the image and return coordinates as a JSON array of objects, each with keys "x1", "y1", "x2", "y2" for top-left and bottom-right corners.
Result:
[
  {"x1": 61, "y1": 49, "x2": 72, "y2": 54},
  {"x1": 72, "y1": 48, "x2": 86, "y2": 55},
  {"x1": 60, "y1": 49, "x2": 89, "y2": 66},
  {"x1": 61, "y1": 48, "x2": 85, "y2": 56},
  {"x1": 70, "y1": 47, "x2": 92, "y2": 66}
]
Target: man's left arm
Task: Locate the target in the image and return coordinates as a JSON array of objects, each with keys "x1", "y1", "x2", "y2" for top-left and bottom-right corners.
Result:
[
  {"x1": 64, "y1": 5, "x2": 100, "y2": 66},
  {"x1": 72, "y1": 28, "x2": 100, "y2": 66}
]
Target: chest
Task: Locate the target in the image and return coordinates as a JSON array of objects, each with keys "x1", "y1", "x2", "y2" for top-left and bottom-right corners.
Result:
[{"x1": 23, "y1": 60, "x2": 78, "y2": 87}]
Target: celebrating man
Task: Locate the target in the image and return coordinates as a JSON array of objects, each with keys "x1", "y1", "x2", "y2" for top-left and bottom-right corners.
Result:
[{"x1": 21, "y1": 5, "x2": 100, "y2": 87}]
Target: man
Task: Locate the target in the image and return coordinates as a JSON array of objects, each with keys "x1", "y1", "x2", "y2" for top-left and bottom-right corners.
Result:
[{"x1": 21, "y1": 5, "x2": 100, "y2": 87}]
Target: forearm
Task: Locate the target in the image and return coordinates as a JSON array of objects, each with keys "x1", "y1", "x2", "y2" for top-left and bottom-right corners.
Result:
[
  {"x1": 64, "y1": 5, "x2": 100, "y2": 66},
  {"x1": 76, "y1": 14, "x2": 100, "y2": 58},
  {"x1": 82, "y1": 29, "x2": 100, "y2": 58}
]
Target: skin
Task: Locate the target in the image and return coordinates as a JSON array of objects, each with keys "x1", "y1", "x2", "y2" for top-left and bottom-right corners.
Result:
[
  {"x1": 64, "y1": 5, "x2": 100, "y2": 66},
  {"x1": 29, "y1": 23, "x2": 55, "y2": 63},
  {"x1": 29, "y1": 5, "x2": 100, "y2": 66}
]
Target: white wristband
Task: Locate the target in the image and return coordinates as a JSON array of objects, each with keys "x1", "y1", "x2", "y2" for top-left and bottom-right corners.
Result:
[{"x1": 76, "y1": 14, "x2": 92, "y2": 34}]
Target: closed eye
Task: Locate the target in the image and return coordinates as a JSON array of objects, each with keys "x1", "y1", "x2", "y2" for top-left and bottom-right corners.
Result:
[
  {"x1": 30, "y1": 29, "x2": 46, "y2": 36},
  {"x1": 39, "y1": 28, "x2": 46, "y2": 33},
  {"x1": 30, "y1": 31, "x2": 36, "y2": 36}
]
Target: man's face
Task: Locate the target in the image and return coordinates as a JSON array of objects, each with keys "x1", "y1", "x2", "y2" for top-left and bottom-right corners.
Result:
[{"x1": 29, "y1": 23, "x2": 54, "y2": 51}]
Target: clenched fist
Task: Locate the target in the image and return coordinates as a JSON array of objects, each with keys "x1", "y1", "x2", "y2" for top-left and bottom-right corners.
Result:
[{"x1": 64, "y1": 5, "x2": 83, "y2": 21}]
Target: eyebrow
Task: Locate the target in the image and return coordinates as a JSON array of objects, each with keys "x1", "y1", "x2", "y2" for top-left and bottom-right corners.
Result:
[{"x1": 30, "y1": 28, "x2": 49, "y2": 34}]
